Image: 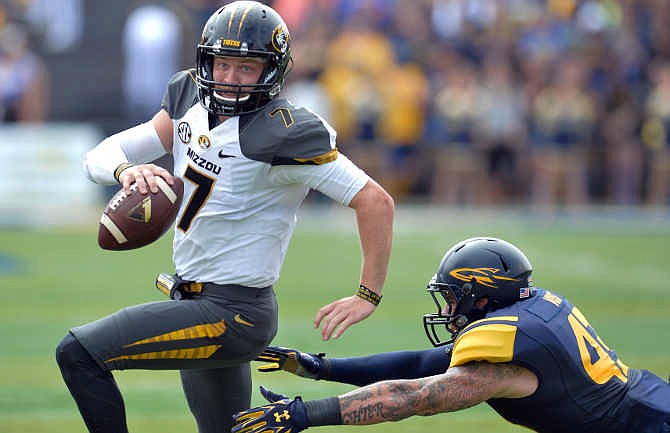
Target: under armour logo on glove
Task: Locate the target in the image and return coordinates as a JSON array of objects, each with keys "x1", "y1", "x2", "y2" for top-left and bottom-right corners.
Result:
[
  {"x1": 233, "y1": 386, "x2": 309, "y2": 433},
  {"x1": 274, "y1": 409, "x2": 291, "y2": 422}
]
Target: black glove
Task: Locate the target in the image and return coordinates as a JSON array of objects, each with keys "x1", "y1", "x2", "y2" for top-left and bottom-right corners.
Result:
[
  {"x1": 255, "y1": 346, "x2": 325, "y2": 380},
  {"x1": 232, "y1": 386, "x2": 309, "y2": 433}
]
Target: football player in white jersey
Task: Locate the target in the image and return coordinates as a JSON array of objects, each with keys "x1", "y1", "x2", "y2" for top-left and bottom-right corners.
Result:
[{"x1": 55, "y1": 2, "x2": 394, "y2": 433}]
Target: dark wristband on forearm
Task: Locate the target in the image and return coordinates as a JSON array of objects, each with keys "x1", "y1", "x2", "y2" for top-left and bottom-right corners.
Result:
[
  {"x1": 356, "y1": 284, "x2": 382, "y2": 306},
  {"x1": 304, "y1": 397, "x2": 342, "y2": 426},
  {"x1": 113, "y1": 162, "x2": 134, "y2": 183}
]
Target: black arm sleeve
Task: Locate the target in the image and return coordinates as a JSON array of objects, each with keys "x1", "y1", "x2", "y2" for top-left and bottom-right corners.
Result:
[{"x1": 323, "y1": 346, "x2": 452, "y2": 387}]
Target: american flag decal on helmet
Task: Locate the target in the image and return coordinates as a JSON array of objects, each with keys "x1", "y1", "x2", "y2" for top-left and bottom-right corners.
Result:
[{"x1": 520, "y1": 287, "x2": 531, "y2": 298}]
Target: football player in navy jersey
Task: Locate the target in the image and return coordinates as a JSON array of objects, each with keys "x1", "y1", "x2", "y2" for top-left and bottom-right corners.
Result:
[
  {"x1": 55, "y1": 2, "x2": 393, "y2": 433},
  {"x1": 236, "y1": 237, "x2": 670, "y2": 433}
]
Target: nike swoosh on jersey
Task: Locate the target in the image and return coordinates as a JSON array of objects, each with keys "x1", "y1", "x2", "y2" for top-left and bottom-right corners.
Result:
[
  {"x1": 234, "y1": 314, "x2": 255, "y2": 327},
  {"x1": 218, "y1": 150, "x2": 236, "y2": 158}
]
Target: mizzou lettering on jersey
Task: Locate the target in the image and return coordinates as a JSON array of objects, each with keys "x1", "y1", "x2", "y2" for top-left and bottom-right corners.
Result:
[{"x1": 186, "y1": 147, "x2": 222, "y2": 175}]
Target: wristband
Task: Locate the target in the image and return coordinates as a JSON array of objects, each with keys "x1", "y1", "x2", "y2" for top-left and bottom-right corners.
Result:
[
  {"x1": 356, "y1": 284, "x2": 382, "y2": 306},
  {"x1": 304, "y1": 397, "x2": 342, "y2": 426},
  {"x1": 114, "y1": 162, "x2": 135, "y2": 183}
]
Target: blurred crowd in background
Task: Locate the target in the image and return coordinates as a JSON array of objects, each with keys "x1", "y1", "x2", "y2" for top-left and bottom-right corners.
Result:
[{"x1": 2, "y1": 0, "x2": 670, "y2": 208}]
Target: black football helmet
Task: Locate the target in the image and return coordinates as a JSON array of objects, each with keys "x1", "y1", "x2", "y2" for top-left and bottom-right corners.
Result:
[
  {"x1": 423, "y1": 237, "x2": 533, "y2": 346},
  {"x1": 195, "y1": 1, "x2": 292, "y2": 116}
]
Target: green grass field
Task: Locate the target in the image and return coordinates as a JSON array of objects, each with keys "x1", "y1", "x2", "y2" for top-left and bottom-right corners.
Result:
[{"x1": 1, "y1": 206, "x2": 669, "y2": 433}]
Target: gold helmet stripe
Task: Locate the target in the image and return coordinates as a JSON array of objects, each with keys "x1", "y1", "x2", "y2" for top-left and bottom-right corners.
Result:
[
  {"x1": 238, "y1": 3, "x2": 254, "y2": 36},
  {"x1": 227, "y1": 4, "x2": 239, "y2": 33}
]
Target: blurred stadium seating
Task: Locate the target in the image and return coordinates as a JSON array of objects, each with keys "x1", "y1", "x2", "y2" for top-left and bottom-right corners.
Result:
[{"x1": 2, "y1": 0, "x2": 670, "y2": 224}]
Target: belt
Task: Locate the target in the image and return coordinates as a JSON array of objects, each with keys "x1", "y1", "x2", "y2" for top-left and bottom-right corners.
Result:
[
  {"x1": 155, "y1": 273, "x2": 202, "y2": 300},
  {"x1": 156, "y1": 273, "x2": 270, "y2": 300}
]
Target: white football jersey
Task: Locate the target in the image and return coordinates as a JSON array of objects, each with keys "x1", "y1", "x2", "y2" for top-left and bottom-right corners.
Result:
[{"x1": 163, "y1": 70, "x2": 369, "y2": 286}]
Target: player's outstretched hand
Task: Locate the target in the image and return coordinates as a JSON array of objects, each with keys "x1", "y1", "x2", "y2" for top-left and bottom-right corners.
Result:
[
  {"x1": 255, "y1": 346, "x2": 326, "y2": 380},
  {"x1": 232, "y1": 386, "x2": 309, "y2": 433},
  {"x1": 315, "y1": 295, "x2": 377, "y2": 340}
]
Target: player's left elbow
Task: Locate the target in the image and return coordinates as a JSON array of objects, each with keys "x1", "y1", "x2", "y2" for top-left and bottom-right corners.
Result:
[
  {"x1": 377, "y1": 187, "x2": 395, "y2": 214},
  {"x1": 370, "y1": 188, "x2": 394, "y2": 218},
  {"x1": 351, "y1": 180, "x2": 395, "y2": 215}
]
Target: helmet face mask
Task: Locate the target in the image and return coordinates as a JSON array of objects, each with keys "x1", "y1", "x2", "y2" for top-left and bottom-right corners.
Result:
[
  {"x1": 422, "y1": 238, "x2": 533, "y2": 346},
  {"x1": 196, "y1": 1, "x2": 292, "y2": 116},
  {"x1": 424, "y1": 281, "x2": 469, "y2": 347}
]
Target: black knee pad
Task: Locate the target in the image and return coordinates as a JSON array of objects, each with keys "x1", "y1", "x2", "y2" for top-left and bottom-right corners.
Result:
[
  {"x1": 55, "y1": 333, "x2": 128, "y2": 433},
  {"x1": 56, "y1": 332, "x2": 101, "y2": 378}
]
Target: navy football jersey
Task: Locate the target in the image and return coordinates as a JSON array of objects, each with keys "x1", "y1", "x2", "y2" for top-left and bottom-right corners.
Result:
[{"x1": 450, "y1": 289, "x2": 670, "y2": 433}]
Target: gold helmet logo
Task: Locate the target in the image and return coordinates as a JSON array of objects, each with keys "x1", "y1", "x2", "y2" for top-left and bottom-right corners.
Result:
[
  {"x1": 449, "y1": 268, "x2": 519, "y2": 288},
  {"x1": 271, "y1": 24, "x2": 289, "y2": 54}
]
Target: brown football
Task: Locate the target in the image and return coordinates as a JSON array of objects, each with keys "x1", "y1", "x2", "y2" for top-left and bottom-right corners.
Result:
[{"x1": 98, "y1": 177, "x2": 184, "y2": 250}]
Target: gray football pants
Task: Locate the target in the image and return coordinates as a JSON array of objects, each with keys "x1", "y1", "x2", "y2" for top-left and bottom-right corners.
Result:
[{"x1": 71, "y1": 283, "x2": 278, "y2": 433}]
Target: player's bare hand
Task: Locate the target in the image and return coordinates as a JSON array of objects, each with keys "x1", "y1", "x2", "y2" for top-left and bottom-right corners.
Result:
[
  {"x1": 314, "y1": 295, "x2": 376, "y2": 340},
  {"x1": 118, "y1": 163, "x2": 174, "y2": 195}
]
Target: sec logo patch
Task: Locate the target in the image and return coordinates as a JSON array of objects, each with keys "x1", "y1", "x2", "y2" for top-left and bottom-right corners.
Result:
[{"x1": 178, "y1": 122, "x2": 192, "y2": 143}]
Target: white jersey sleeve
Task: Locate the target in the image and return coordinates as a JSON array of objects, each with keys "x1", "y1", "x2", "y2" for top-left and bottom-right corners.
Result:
[{"x1": 267, "y1": 153, "x2": 369, "y2": 205}]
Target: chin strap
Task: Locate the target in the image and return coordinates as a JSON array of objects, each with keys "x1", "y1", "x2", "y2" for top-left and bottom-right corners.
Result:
[
  {"x1": 207, "y1": 111, "x2": 218, "y2": 130},
  {"x1": 453, "y1": 315, "x2": 469, "y2": 329}
]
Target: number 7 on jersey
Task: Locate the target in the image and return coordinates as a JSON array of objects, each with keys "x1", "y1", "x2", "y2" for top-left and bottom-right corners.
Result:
[{"x1": 178, "y1": 166, "x2": 216, "y2": 232}]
